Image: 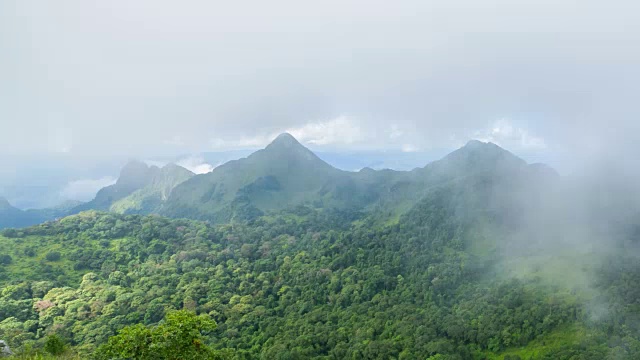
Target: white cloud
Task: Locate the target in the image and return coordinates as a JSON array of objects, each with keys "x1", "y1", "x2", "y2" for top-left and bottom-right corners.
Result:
[
  {"x1": 401, "y1": 144, "x2": 420, "y2": 153},
  {"x1": 389, "y1": 124, "x2": 404, "y2": 139},
  {"x1": 286, "y1": 115, "x2": 364, "y2": 146},
  {"x1": 210, "y1": 135, "x2": 273, "y2": 150},
  {"x1": 60, "y1": 176, "x2": 117, "y2": 201},
  {"x1": 176, "y1": 155, "x2": 215, "y2": 174},
  {"x1": 474, "y1": 119, "x2": 547, "y2": 150},
  {"x1": 209, "y1": 115, "x2": 367, "y2": 150}
]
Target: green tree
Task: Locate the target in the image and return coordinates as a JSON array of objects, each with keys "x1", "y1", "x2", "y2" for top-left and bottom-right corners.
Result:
[
  {"x1": 96, "y1": 310, "x2": 223, "y2": 360},
  {"x1": 45, "y1": 251, "x2": 61, "y2": 262},
  {"x1": 44, "y1": 334, "x2": 66, "y2": 355}
]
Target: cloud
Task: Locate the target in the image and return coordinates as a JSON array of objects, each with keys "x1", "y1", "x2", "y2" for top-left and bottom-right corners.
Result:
[
  {"x1": 60, "y1": 177, "x2": 117, "y2": 202},
  {"x1": 401, "y1": 144, "x2": 420, "y2": 153},
  {"x1": 208, "y1": 116, "x2": 426, "y2": 153},
  {"x1": 473, "y1": 119, "x2": 547, "y2": 150},
  {"x1": 286, "y1": 116, "x2": 364, "y2": 146},
  {"x1": 176, "y1": 155, "x2": 215, "y2": 174},
  {"x1": 2, "y1": 0, "x2": 639, "y2": 166}
]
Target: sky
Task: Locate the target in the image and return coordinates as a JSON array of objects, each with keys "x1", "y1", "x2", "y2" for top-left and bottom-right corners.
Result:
[{"x1": 1, "y1": 0, "x2": 640, "y2": 205}]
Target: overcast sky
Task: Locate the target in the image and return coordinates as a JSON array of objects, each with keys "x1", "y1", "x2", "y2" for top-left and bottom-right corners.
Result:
[{"x1": 2, "y1": 0, "x2": 639, "y2": 168}]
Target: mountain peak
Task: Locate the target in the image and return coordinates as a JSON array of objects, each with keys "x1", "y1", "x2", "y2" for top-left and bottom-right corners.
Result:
[
  {"x1": 427, "y1": 139, "x2": 527, "y2": 176},
  {"x1": 268, "y1": 133, "x2": 302, "y2": 148},
  {"x1": 161, "y1": 163, "x2": 194, "y2": 175},
  {"x1": 463, "y1": 139, "x2": 500, "y2": 150},
  {"x1": 116, "y1": 160, "x2": 155, "y2": 187}
]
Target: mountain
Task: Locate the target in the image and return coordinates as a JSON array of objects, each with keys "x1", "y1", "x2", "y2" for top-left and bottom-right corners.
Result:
[
  {"x1": 0, "y1": 197, "x2": 73, "y2": 229},
  {"x1": 161, "y1": 134, "x2": 555, "y2": 224},
  {"x1": 110, "y1": 163, "x2": 194, "y2": 214},
  {"x1": 70, "y1": 161, "x2": 194, "y2": 215},
  {"x1": 162, "y1": 133, "x2": 358, "y2": 221}
]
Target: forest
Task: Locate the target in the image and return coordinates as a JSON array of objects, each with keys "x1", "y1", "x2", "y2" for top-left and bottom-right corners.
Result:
[{"x1": 0, "y1": 198, "x2": 638, "y2": 359}]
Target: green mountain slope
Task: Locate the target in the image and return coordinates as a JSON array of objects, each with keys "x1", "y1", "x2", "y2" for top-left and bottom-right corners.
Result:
[
  {"x1": 161, "y1": 133, "x2": 372, "y2": 222},
  {"x1": 161, "y1": 134, "x2": 555, "y2": 225},
  {"x1": 70, "y1": 161, "x2": 193, "y2": 216},
  {"x1": 110, "y1": 163, "x2": 194, "y2": 214}
]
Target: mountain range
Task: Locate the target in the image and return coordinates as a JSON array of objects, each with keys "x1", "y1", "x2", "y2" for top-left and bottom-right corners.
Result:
[{"x1": 0, "y1": 134, "x2": 554, "y2": 229}]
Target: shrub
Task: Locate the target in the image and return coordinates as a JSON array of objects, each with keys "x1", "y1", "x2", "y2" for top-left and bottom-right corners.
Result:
[
  {"x1": 45, "y1": 251, "x2": 61, "y2": 262},
  {"x1": 44, "y1": 334, "x2": 66, "y2": 355},
  {"x1": 0, "y1": 254, "x2": 12, "y2": 265}
]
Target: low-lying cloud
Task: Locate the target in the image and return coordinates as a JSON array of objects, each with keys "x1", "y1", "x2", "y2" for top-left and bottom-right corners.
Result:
[
  {"x1": 60, "y1": 177, "x2": 117, "y2": 202},
  {"x1": 176, "y1": 156, "x2": 215, "y2": 174}
]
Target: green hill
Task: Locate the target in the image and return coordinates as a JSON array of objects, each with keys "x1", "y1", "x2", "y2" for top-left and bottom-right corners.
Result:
[
  {"x1": 70, "y1": 161, "x2": 193, "y2": 216},
  {"x1": 110, "y1": 163, "x2": 194, "y2": 214}
]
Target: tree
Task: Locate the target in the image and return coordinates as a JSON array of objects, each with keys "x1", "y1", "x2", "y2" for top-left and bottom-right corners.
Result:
[
  {"x1": 0, "y1": 255, "x2": 11, "y2": 265},
  {"x1": 44, "y1": 334, "x2": 66, "y2": 355},
  {"x1": 45, "y1": 251, "x2": 61, "y2": 262},
  {"x1": 96, "y1": 310, "x2": 224, "y2": 360}
]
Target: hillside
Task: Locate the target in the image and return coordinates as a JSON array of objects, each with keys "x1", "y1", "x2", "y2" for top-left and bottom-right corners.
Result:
[
  {"x1": 109, "y1": 163, "x2": 194, "y2": 214},
  {"x1": 70, "y1": 161, "x2": 193, "y2": 216}
]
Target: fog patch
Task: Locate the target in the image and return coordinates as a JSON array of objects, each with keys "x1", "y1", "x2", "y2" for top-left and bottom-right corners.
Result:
[
  {"x1": 60, "y1": 177, "x2": 117, "y2": 202},
  {"x1": 176, "y1": 156, "x2": 215, "y2": 174}
]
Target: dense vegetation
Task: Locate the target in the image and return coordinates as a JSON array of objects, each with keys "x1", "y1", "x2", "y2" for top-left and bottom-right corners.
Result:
[{"x1": 0, "y1": 202, "x2": 638, "y2": 359}]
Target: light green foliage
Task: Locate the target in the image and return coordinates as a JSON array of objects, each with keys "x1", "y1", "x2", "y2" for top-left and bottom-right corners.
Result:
[{"x1": 95, "y1": 310, "x2": 221, "y2": 360}]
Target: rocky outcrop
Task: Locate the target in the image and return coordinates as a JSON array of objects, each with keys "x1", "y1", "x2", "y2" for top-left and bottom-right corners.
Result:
[{"x1": 0, "y1": 340, "x2": 12, "y2": 357}]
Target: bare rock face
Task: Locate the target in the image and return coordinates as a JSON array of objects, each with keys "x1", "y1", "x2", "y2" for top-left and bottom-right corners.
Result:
[{"x1": 0, "y1": 340, "x2": 12, "y2": 357}]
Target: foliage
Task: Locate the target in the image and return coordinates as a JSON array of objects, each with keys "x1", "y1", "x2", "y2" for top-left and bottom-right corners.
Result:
[
  {"x1": 95, "y1": 310, "x2": 221, "y2": 360},
  {"x1": 0, "y1": 208, "x2": 635, "y2": 359},
  {"x1": 44, "y1": 334, "x2": 66, "y2": 355}
]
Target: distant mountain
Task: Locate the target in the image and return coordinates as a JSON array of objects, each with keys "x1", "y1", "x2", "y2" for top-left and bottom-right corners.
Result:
[
  {"x1": 161, "y1": 134, "x2": 555, "y2": 223},
  {"x1": 0, "y1": 197, "x2": 74, "y2": 229},
  {"x1": 110, "y1": 163, "x2": 194, "y2": 214},
  {"x1": 70, "y1": 161, "x2": 193, "y2": 215}
]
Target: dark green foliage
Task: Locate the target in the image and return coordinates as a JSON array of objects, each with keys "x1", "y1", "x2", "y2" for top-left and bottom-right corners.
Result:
[
  {"x1": 44, "y1": 334, "x2": 66, "y2": 355},
  {"x1": 0, "y1": 254, "x2": 11, "y2": 265},
  {"x1": 45, "y1": 251, "x2": 61, "y2": 262}
]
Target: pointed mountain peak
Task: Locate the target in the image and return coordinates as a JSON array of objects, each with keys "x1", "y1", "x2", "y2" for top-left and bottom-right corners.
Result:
[
  {"x1": 268, "y1": 133, "x2": 302, "y2": 148},
  {"x1": 457, "y1": 139, "x2": 514, "y2": 157},
  {"x1": 428, "y1": 139, "x2": 527, "y2": 175},
  {"x1": 462, "y1": 139, "x2": 501, "y2": 150}
]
